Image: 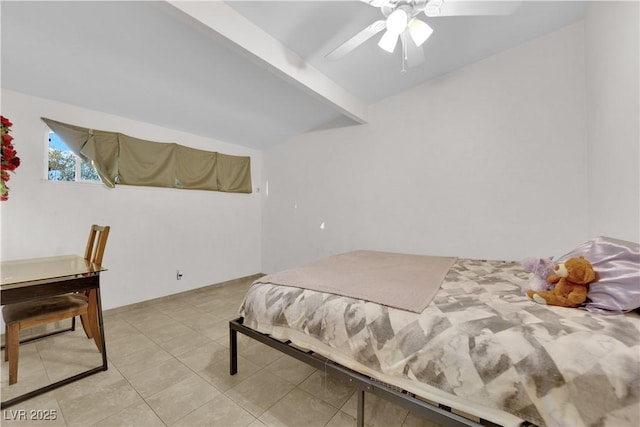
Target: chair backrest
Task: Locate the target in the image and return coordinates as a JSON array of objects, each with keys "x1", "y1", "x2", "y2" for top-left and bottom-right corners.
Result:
[{"x1": 84, "y1": 224, "x2": 110, "y2": 266}]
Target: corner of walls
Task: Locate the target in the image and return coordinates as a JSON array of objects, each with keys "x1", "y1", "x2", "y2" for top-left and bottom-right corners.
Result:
[{"x1": 584, "y1": 2, "x2": 640, "y2": 243}]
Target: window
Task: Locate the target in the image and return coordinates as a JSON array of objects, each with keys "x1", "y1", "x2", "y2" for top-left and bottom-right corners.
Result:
[
  {"x1": 42, "y1": 118, "x2": 252, "y2": 193},
  {"x1": 48, "y1": 132, "x2": 99, "y2": 182}
]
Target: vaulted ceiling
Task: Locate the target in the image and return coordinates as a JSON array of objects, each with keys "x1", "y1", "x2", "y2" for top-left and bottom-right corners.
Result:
[{"x1": 1, "y1": 1, "x2": 586, "y2": 150}]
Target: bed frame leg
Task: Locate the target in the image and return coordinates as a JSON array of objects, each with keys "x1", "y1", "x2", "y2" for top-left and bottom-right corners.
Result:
[
  {"x1": 356, "y1": 389, "x2": 365, "y2": 427},
  {"x1": 230, "y1": 326, "x2": 238, "y2": 375}
]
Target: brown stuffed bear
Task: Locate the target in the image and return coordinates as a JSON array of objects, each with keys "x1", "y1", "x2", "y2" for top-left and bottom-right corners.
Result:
[{"x1": 527, "y1": 256, "x2": 596, "y2": 308}]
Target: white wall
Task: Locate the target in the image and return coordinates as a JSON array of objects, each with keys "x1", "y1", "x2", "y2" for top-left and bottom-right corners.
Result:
[
  {"x1": 0, "y1": 90, "x2": 262, "y2": 312},
  {"x1": 262, "y1": 22, "x2": 589, "y2": 273},
  {"x1": 585, "y1": 1, "x2": 640, "y2": 243}
]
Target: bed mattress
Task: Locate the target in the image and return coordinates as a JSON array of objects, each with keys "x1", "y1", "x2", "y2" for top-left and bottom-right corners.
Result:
[{"x1": 239, "y1": 258, "x2": 640, "y2": 427}]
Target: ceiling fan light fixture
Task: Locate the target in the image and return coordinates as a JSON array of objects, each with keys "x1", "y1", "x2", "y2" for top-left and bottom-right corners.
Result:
[
  {"x1": 385, "y1": 9, "x2": 408, "y2": 34},
  {"x1": 378, "y1": 29, "x2": 399, "y2": 53},
  {"x1": 408, "y1": 18, "x2": 433, "y2": 47}
]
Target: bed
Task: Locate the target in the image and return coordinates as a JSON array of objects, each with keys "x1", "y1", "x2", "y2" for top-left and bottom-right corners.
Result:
[{"x1": 229, "y1": 241, "x2": 640, "y2": 427}]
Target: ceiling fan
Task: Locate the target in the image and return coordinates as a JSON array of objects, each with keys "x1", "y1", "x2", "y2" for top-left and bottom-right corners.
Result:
[{"x1": 326, "y1": 0, "x2": 522, "y2": 70}]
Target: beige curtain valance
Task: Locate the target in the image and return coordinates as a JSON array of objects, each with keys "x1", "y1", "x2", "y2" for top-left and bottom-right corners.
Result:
[
  {"x1": 82, "y1": 130, "x2": 119, "y2": 187},
  {"x1": 175, "y1": 145, "x2": 218, "y2": 191},
  {"x1": 42, "y1": 118, "x2": 252, "y2": 194},
  {"x1": 118, "y1": 135, "x2": 176, "y2": 188}
]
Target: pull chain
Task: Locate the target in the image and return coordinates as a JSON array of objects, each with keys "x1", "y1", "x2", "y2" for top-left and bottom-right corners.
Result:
[{"x1": 401, "y1": 32, "x2": 408, "y2": 73}]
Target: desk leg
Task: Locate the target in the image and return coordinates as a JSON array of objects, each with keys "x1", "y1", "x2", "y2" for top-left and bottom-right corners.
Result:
[{"x1": 94, "y1": 283, "x2": 108, "y2": 370}]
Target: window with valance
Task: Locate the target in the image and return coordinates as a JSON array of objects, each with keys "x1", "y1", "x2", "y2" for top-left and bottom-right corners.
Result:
[{"x1": 42, "y1": 118, "x2": 252, "y2": 194}]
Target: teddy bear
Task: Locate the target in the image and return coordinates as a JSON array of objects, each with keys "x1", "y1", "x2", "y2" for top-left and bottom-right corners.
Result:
[
  {"x1": 527, "y1": 256, "x2": 596, "y2": 308},
  {"x1": 520, "y1": 257, "x2": 555, "y2": 295}
]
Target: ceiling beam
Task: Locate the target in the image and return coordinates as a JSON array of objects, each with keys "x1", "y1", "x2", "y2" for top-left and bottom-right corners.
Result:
[{"x1": 167, "y1": 1, "x2": 368, "y2": 125}]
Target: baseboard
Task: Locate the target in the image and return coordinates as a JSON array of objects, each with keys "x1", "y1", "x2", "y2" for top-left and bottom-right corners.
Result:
[{"x1": 101, "y1": 273, "x2": 264, "y2": 317}]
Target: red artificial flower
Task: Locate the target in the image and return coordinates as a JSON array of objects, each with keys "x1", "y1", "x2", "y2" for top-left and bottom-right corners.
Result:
[
  {"x1": 1, "y1": 115, "x2": 19, "y2": 201},
  {"x1": 3, "y1": 147, "x2": 16, "y2": 158}
]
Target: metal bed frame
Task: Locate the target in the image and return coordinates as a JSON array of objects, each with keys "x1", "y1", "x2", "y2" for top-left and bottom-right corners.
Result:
[{"x1": 229, "y1": 317, "x2": 506, "y2": 427}]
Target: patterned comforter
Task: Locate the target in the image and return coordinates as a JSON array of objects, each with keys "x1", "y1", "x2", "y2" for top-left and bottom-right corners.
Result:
[{"x1": 239, "y1": 259, "x2": 640, "y2": 427}]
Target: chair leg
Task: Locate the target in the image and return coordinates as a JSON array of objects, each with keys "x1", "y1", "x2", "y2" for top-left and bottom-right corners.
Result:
[
  {"x1": 7, "y1": 322, "x2": 20, "y2": 385},
  {"x1": 4, "y1": 325, "x2": 8, "y2": 362}
]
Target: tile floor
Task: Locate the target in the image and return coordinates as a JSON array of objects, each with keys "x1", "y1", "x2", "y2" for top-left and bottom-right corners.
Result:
[{"x1": 1, "y1": 278, "x2": 440, "y2": 427}]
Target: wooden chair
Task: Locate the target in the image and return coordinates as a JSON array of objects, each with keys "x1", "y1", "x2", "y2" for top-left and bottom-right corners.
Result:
[{"x1": 3, "y1": 225, "x2": 110, "y2": 385}]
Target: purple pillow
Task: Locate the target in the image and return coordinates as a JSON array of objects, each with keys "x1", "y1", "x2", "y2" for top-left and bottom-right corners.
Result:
[{"x1": 557, "y1": 236, "x2": 640, "y2": 314}]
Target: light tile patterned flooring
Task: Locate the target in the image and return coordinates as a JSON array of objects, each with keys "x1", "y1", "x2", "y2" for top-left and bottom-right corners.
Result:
[{"x1": 1, "y1": 278, "x2": 438, "y2": 427}]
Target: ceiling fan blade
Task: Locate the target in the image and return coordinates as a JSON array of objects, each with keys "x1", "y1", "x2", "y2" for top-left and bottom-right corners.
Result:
[
  {"x1": 359, "y1": 0, "x2": 389, "y2": 7},
  {"x1": 325, "y1": 20, "x2": 386, "y2": 60},
  {"x1": 432, "y1": 0, "x2": 522, "y2": 17}
]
